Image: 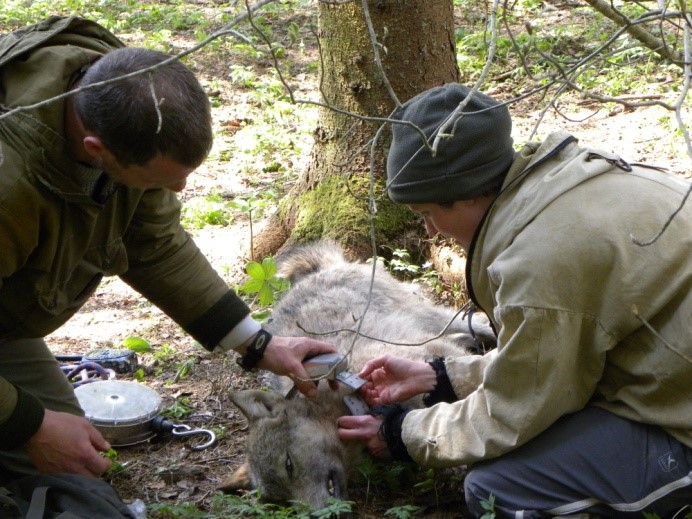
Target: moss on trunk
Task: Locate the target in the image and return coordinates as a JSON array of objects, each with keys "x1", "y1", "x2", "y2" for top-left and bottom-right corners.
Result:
[{"x1": 253, "y1": 0, "x2": 459, "y2": 260}]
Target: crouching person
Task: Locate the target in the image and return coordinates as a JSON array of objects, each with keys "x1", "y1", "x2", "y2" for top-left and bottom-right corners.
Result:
[
  {"x1": 337, "y1": 83, "x2": 692, "y2": 517},
  {"x1": 0, "y1": 15, "x2": 335, "y2": 513}
]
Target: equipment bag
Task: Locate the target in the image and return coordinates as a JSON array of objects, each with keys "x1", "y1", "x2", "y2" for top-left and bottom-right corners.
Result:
[{"x1": 0, "y1": 473, "x2": 136, "y2": 519}]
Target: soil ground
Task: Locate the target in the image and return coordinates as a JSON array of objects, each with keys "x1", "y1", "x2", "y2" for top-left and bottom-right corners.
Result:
[{"x1": 39, "y1": 2, "x2": 690, "y2": 517}]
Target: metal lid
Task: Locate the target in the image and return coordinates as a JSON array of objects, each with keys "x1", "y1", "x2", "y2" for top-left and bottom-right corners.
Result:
[{"x1": 75, "y1": 380, "x2": 162, "y2": 427}]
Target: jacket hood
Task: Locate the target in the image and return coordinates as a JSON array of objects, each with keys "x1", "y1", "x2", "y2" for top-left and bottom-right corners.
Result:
[
  {"x1": 0, "y1": 17, "x2": 123, "y2": 202},
  {"x1": 478, "y1": 131, "x2": 627, "y2": 253},
  {"x1": 466, "y1": 130, "x2": 640, "y2": 311}
]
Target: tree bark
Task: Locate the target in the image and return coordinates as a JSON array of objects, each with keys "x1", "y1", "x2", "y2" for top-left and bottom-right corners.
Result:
[{"x1": 254, "y1": 0, "x2": 459, "y2": 260}]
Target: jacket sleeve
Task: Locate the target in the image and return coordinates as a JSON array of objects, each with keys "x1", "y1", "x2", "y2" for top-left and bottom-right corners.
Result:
[
  {"x1": 0, "y1": 378, "x2": 45, "y2": 450},
  {"x1": 443, "y1": 349, "x2": 496, "y2": 399},
  {"x1": 401, "y1": 305, "x2": 609, "y2": 467},
  {"x1": 119, "y1": 188, "x2": 251, "y2": 350}
]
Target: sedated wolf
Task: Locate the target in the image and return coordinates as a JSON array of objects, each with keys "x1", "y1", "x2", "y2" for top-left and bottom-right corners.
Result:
[{"x1": 221, "y1": 240, "x2": 495, "y2": 509}]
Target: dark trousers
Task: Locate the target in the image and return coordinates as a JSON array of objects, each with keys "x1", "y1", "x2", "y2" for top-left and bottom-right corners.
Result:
[
  {"x1": 464, "y1": 406, "x2": 692, "y2": 518},
  {"x1": 0, "y1": 338, "x2": 82, "y2": 483}
]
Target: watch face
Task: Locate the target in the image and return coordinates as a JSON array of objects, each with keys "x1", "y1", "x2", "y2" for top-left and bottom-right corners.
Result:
[{"x1": 252, "y1": 331, "x2": 270, "y2": 351}]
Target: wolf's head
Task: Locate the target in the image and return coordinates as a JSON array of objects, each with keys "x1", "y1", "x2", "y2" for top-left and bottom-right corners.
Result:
[{"x1": 221, "y1": 390, "x2": 353, "y2": 510}]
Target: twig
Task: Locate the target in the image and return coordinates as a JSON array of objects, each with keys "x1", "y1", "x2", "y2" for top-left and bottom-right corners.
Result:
[
  {"x1": 631, "y1": 305, "x2": 692, "y2": 363},
  {"x1": 243, "y1": 0, "x2": 295, "y2": 104},
  {"x1": 432, "y1": 0, "x2": 502, "y2": 153},
  {"x1": 0, "y1": 0, "x2": 278, "y2": 122},
  {"x1": 631, "y1": 22, "x2": 692, "y2": 246},
  {"x1": 148, "y1": 72, "x2": 164, "y2": 134},
  {"x1": 295, "y1": 300, "x2": 473, "y2": 348},
  {"x1": 360, "y1": 0, "x2": 400, "y2": 108},
  {"x1": 583, "y1": 0, "x2": 684, "y2": 64}
]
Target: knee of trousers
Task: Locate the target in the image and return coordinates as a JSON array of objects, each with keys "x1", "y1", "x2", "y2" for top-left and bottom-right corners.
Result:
[{"x1": 464, "y1": 464, "x2": 497, "y2": 516}]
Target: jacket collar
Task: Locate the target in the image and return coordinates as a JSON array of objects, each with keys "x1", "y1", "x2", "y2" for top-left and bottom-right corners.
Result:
[
  {"x1": 3, "y1": 44, "x2": 110, "y2": 204},
  {"x1": 466, "y1": 130, "x2": 622, "y2": 316}
]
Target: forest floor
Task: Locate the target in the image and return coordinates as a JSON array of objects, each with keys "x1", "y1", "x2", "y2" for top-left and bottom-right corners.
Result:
[{"x1": 37, "y1": 1, "x2": 690, "y2": 517}]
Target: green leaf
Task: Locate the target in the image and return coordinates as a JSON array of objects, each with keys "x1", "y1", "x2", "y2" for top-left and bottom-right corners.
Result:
[
  {"x1": 258, "y1": 284, "x2": 274, "y2": 306},
  {"x1": 479, "y1": 494, "x2": 496, "y2": 519},
  {"x1": 120, "y1": 336, "x2": 151, "y2": 353},
  {"x1": 268, "y1": 276, "x2": 289, "y2": 292},
  {"x1": 261, "y1": 256, "x2": 277, "y2": 277},
  {"x1": 241, "y1": 278, "x2": 265, "y2": 294},
  {"x1": 245, "y1": 261, "x2": 266, "y2": 280}
]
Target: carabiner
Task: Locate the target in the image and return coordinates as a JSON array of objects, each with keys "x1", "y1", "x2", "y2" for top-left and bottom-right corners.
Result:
[
  {"x1": 169, "y1": 424, "x2": 217, "y2": 451},
  {"x1": 150, "y1": 415, "x2": 217, "y2": 451}
]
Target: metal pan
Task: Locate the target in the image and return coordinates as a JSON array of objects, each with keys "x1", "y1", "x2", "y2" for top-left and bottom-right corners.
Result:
[{"x1": 75, "y1": 380, "x2": 216, "y2": 450}]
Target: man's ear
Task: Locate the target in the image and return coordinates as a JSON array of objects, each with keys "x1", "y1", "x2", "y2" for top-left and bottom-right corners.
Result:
[{"x1": 82, "y1": 135, "x2": 106, "y2": 160}]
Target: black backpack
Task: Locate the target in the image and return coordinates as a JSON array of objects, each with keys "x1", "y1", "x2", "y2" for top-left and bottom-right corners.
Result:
[{"x1": 0, "y1": 473, "x2": 136, "y2": 519}]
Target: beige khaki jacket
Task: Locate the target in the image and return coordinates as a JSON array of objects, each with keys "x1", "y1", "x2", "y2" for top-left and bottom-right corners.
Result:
[{"x1": 402, "y1": 131, "x2": 692, "y2": 467}]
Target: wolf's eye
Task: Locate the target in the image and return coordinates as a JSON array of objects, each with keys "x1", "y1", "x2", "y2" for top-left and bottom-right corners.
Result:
[{"x1": 285, "y1": 455, "x2": 294, "y2": 477}]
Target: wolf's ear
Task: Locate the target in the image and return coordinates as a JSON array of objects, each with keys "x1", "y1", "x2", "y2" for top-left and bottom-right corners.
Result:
[
  {"x1": 218, "y1": 462, "x2": 255, "y2": 493},
  {"x1": 230, "y1": 390, "x2": 284, "y2": 422}
]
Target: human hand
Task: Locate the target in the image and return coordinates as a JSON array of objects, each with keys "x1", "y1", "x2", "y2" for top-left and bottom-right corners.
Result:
[
  {"x1": 337, "y1": 414, "x2": 390, "y2": 459},
  {"x1": 25, "y1": 409, "x2": 112, "y2": 477},
  {"x1": 258, "y1": 335, "x2": 338, "y2": 397},
  {"x1": 359, "y1": 355, "x2": 436, "y2": 406}
]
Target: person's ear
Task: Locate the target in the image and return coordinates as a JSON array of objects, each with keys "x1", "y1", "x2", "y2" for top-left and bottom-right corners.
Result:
[{"x1": 82, "y1": 135, "x2": 106, "y2": 161}]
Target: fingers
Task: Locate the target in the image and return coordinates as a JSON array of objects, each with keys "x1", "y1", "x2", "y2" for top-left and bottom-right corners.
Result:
[
  {"x1": 336, "y1": 415, "x2": 375, "y2": 441},
  {"x1": 361, "y1": 388, "x2": 388, "y2": 406},
  {"x1": 27, "y1": 411, "x2": 113, "y2": 477},
  {"x1": 337, "y1": 415, "x2": 390, "y2": 459},
  {"x1": 289, "y1": 368, "x2": 319, "y2": 398},
  {"x1": 78, "y1": 451, "x2": 112, "y2": 478},
  {"x1": 358, "y1": 355, "x2": 389, "y2": 378},
  {"x1": 303, "y1": 337, "x2": 338, "y2": 356},
  {"x1": 89, "y1": 426, "x2": 111, "y2": 452},
  {"x1": 295, "y1": 381, "x2": 318, "y2": 398}
]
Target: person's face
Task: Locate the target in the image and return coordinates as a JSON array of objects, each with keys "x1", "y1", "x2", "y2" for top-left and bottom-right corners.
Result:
[
  {"x1": 99, "y1": 152, "x2": 195, "y2": 192},
  {"x1": 408, "y1": 197, "x2": 494, "y2": 251}
]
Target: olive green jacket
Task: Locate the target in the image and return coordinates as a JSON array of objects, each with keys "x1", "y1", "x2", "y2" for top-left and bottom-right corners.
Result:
[
  {"x1": 402, "y1": 131, "x2": 692, "y2": 467},
  {"x1": 0, "y1": 17, "x2": 250, "y2": 448}
]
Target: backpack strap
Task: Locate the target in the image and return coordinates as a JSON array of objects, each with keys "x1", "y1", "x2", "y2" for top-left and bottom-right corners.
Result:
[
  {"x1": 24, "y1": 484, "x2": 82, "y2": 519},
  {"x1": 2, "y1": 474, "x2": 135, "y2": 519},
  {"x1": 25, "y1": 485, "x2": 49, "y2": 519}
]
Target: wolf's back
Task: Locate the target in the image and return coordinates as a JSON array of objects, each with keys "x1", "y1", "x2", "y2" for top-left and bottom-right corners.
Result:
[{"x1": 276, "y1": 240, "x2": 348, "y2": 285}]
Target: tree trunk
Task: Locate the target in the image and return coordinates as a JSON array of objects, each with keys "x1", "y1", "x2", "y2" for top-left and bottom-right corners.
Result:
[{"x1": 254, "y1": 0, "x2": 459, "y2": 260}]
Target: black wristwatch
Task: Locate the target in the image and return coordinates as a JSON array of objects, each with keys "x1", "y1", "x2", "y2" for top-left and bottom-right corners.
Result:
[{"x1": 237, "y1": 329, "x2": 273, "y2": 371}]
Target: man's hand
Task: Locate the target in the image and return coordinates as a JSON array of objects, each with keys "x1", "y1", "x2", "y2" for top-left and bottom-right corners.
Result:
[
  {"x1": 25, "y1": 409, "x2": 112, "y2": 477},
  {"x1": 337, "y1": 414, "x2": 390, "y2": 459},
  {"x1": 257, "y1": 335, "x2": 337, "y2": 397},
  {"x1": 358, "y1": 355, "x2": 436, "y2": 405}
]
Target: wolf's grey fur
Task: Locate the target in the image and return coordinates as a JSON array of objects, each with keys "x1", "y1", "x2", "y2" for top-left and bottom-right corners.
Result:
[{"x1": 221, "y1": 240, "x2": 495, "y2": 509}]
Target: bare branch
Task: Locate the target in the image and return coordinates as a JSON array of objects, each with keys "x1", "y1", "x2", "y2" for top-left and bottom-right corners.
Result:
[
  {"x1": 432, "y1": 0, "x2": 502, "y2": 153},
  {"x1": 296, "y1": 300, "x2": 473, "y2": 348},
  {"x1": 360, "y1": 0, "x2": 400, "y2": 107},
  {"x1": 0, "y1": 0, "x2": 279, "y2": 122},
  {"x1": 148, "y1": 72, "x2": 164, "y2": 134},
  {"x1": 584, "y1": 0, "x2": 683, "y2": 64},
  {"x1": 631, "y1": 305, "x2": 692, "y2": 362},
  {"x1": 632, "y1": 22, "x2": 692, "y2": 246}
]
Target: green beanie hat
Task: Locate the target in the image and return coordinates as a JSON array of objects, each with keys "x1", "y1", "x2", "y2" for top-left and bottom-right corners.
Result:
[{"x1": 387, "y1": 83, "x2": 515, "y2": 204}]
